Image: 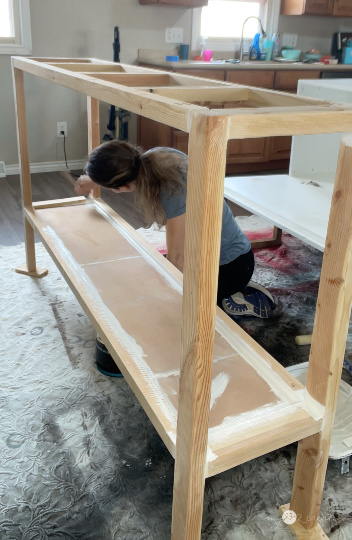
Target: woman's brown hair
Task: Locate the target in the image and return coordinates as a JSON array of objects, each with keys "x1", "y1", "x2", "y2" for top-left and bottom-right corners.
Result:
[{"x1": 85, "y1": 141, "x2": 186, "y2": 226}]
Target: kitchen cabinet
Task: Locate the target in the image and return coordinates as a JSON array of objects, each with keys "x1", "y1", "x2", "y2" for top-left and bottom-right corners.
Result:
[
  {"x1": 173, "y1": 68, "x2": 225, "y2": 80},
  {"x1": 281, "y1": 0, "x2": 352, "y2": 16},
  {"x1": 333, "y1": 0, "x2": 352, "y2": 17},
  {"x1": 274, "y1": 70, "x2": 320, "y2": 92},
  {"x1": 139, "y1": 0, "x2": 208, "y2": 6},
  {"x1": 226, "y1": 70, "x2": 275, "y2": 88},
  {"x1": 137, "y1": 66, "x2": 329, "y2": 173},
  {"x1": 137, "y1": 66, "x2": 294, "y2": 173}
]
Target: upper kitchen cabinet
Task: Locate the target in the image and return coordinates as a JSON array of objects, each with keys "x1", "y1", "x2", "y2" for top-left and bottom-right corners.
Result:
[
  {"x1": 139, "y1": 0, "x2": 208, "y2": 6},
  {"x1": 333, "y1": 0, "x2": 352, "y2": 17},
  {"x1": 281, "y1": 0, "x2": 352, "y2": 16}
]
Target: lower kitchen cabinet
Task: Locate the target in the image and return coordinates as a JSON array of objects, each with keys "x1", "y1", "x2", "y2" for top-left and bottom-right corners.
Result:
[
  {"x1": 274, "y1": 70, "x2": 320, "y2": 91},
  {"x1": 137, "y1": 66, "x2": 325, "y2": 173},
  {"x1": 138, "y1": 117, "x2": 292, "y2": 174},
  {"x1": 226, "y1": 70, "x2": 275, "y2": 88}
]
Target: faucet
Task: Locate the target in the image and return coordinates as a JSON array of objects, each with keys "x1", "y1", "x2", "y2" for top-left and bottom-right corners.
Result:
[
  {"x1": 226, "y1": 16, "x2": 266, "y2": 64},
  {"x1": 239, "y1": 16, "x2": 266, "y2": 61}
]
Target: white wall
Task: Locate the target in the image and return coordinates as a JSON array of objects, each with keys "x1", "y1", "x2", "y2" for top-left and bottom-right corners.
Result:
[
  {"x1": 278, "y1": 14, "x2": 352, "y2": 56},
  {"x1": 1, "y1": 0, "x2": 192, "y2": 168}
]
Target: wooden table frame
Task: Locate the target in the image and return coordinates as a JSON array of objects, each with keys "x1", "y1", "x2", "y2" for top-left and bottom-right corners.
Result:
[{"x1": 11, "y1": 56, "x2": 352, "y2": 540}]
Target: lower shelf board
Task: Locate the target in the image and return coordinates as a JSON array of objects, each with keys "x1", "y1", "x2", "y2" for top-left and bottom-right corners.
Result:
[{"x1": 23, "y1": 198, "x2": 322, "y2": 477}]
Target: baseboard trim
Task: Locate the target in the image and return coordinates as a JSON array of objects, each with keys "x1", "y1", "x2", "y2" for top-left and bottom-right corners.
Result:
[{"x1": 2, "y1": 160, "x2": 86, "y2": 177}]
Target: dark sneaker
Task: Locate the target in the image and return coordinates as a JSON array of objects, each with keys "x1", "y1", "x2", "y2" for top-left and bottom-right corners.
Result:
[
  {"x1": 96, "y1": 336, "x2": 123, "y2": 377},
  {"x1": 222, "y1": 281, "x2": 275, "y2": 319}
]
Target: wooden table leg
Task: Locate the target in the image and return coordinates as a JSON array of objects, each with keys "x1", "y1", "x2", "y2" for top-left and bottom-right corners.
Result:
[
  {"x1": 281, "y1": 136, "x2": 352, "y2": 537},
  {"x1": 12, "y1": 66, "x2": 47, "y2": 278}
]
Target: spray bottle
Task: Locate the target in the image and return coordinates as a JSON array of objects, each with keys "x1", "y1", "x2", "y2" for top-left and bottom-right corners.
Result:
[{"x1": 249, "y1": 33, "x2": 261, "y2": 61}]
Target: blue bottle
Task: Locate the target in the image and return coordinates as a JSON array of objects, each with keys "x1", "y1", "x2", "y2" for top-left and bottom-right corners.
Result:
[{"x1": 249, "y1": 33, "x2": 261, "y2": 61}]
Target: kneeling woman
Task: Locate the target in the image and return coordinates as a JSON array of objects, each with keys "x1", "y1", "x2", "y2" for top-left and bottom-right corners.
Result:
[{"x1": 75, "y1": 140, "x2": 273, "y2": 317}]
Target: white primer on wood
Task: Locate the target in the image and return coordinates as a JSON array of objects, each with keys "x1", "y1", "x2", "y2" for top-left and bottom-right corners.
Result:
[
  {"x1": 156, "y1": 369, "x2": 180, "y2": 380},
  {"x1": 167, "y1": 430, "x2": 218, "y2": 464},
  {"x1": 215, "y1": 318, "x2": 302, "y2": 405},
  {"x1": 210, "y1": 372, "x2": 230, "y2": 410},
  {"x1": 41, "y1": 225, "x2": 179, "y2": 433},
  {"x1": 208, "y1": 401, "x2": 301, "y2": 444},
  {"x1": 303, "y1": 388, "x2": 326, "y2": 422},
  {"x1": 81, "y1": 255, "x2": 141, "y2": 266},
  {"x1": 93, "y1": 200, "x2": 183, "y2": 293}
]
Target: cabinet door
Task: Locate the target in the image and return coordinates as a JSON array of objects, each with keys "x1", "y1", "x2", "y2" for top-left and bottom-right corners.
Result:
[
  {"x1": 333, "y1": 0, "x2": 352, "y2": 16},
  {"x1": 171, "y1": 130, "x2": 189, "y2": 154},
  {"x1": 227, "y1": 138, "x2": 270, "y2": 164},
  {"x1": 268, "y1": 136, "x2": 292, "y2": 161},
  {"x1": 304, "y1": 0, "x2": 333, "y2": 15},
  {"x1": 274, "y1": 70, "x2": 320, "y2": 92},
  {"x1": 138, "y1": 117, "x2": 171, "y2": 150},
  {"x1": 174, "y1": 69, "x2": 225, "y2": 81},
  {"x1": 226, "y1": 70, "x2": 275, "y2": 89}
]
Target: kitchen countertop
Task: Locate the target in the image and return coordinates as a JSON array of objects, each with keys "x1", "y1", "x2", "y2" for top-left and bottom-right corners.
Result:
[{"x1": 138, "y1": 54, "x2": 352, "y2": 71}]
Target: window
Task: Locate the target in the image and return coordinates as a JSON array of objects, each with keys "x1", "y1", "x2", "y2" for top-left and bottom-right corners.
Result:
[
  {"x1": 0, "y1": 0, "x2": 32, "y2": 55},
  {"x1": 191, "y1": 0, "x2": 280, "y2": 53}
]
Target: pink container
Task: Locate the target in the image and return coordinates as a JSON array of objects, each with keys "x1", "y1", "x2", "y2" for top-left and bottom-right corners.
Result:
[{"x1": 203, "y1": 50, "x2": 212, "y2": 62}]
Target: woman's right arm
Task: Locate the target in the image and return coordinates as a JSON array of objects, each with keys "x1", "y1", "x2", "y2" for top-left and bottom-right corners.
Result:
[
  {"x1": 74, "y1": 175, "x2": 99, "y2": 195},
  {"x1": 165, "y1": 213, "x2": 186, "y2": 272}
]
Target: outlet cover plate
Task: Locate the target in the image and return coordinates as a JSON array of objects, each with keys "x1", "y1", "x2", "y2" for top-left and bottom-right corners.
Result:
[
  {"x1": 282, "y1": 33, "x2": 298, "y2": 48},
  {"x1": 165, "y1": 27, "x2": 183, "y2": 44},
  {"x1": 57, "y1": 122, "x2": 67, "y2": 138}
]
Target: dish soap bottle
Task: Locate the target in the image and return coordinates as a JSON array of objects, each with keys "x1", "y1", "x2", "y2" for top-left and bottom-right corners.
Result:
[{"x1": 249, "y1": 33, "x2": 261, "y2": 61}]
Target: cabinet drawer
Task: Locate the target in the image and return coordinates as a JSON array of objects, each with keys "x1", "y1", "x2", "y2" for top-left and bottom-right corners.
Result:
[
  {"x1": 174, "y1": 69, "x2": 225, "y2": 81},
  {"x1": 226, "y1": 70, "x2": 275, "y2": 89},
  {"x1": 274, "y1": 70, "x2": 320, "y2": 91}
]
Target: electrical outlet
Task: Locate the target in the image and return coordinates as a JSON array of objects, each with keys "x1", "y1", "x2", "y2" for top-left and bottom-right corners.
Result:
[
  {"x1": 57, "y1": 121, "x2": 67, "y2": 137},
  {"x1": 165, "y1": 27, "x2": 183, "y2": 44},
  {"x1": 282, "y1": 33, "x2": 298, "y2": 48}
]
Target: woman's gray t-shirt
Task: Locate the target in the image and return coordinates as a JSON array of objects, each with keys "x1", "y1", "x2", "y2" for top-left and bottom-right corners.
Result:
[{"x1": 150, "y1": 148, "x2": 251, "y2": 266}]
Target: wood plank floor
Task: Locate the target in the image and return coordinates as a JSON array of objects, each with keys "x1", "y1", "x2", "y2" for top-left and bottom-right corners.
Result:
[{"x1": 0, "y1": 171, "x2": 147, "y2": 246}]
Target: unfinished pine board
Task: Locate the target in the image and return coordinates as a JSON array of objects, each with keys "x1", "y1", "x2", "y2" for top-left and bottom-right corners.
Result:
[
  {"x1": 12, "y1": 57, "x2": 352, "y2": 137},
  {"x1": 12, "y1": 56, "x2": 352, "y2": 540},
  {"x1": 224, "y1": 174, "x2": 332, "y2": 251}
]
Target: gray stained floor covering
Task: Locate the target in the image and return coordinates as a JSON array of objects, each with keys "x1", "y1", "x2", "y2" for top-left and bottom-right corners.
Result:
[{"x1": 1, "y1": 171, "x2": 352, "y2": 539}]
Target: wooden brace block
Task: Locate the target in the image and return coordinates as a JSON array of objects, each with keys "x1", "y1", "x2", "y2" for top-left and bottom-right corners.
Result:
[
  {"x1": 15, "y1": 264, "x2": 48, "y2": 278},
  {"x1": 279, "y1": 505, "x2": 329, "y2": 539},
  {"x1": 250, "y1": 226, "x2": 282, "y2": 250},
  {"x1": 295, "y1": 334, "x2": 312, "y2": 346}
]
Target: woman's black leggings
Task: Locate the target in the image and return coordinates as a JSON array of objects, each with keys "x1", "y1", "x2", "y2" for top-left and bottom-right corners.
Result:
[{"x1": 217, "y1": 249, "x2": 255, "y2": 307}]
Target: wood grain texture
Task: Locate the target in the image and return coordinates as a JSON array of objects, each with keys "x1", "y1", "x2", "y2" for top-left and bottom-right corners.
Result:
[
  {"x1": 87, "y1": 96, "x2": 101, "y2": 199},
  {"x1": 279, "y1": 504, "x2": 329, "y2": 539},
  {"x1": 171, "y1": 114, "x2": 229, "y2": 540},
  {"x1": 290, "y1": 136, "x2": 352, "y2": 529},
  {"x1": 12, "y1": 67, "x2": 38, "y2": 273}
]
